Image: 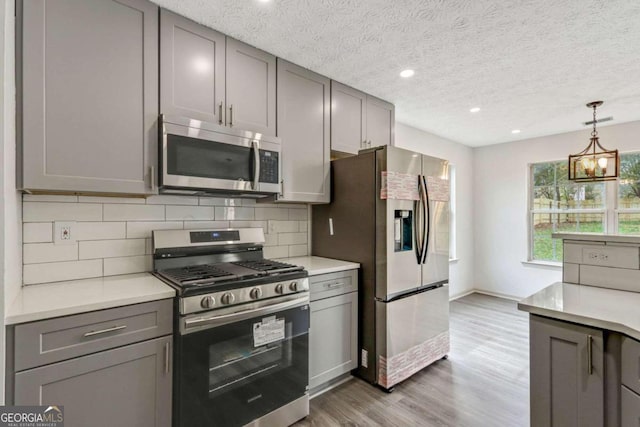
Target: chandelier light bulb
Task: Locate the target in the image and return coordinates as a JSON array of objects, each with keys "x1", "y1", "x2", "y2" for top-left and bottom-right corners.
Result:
[{"x1": 598, "y1": 157, "x2": 608, "y2": 168}]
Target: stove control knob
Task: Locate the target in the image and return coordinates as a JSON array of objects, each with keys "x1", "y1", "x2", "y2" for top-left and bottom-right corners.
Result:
[
  {"x1": 200, "y1": 296, "x2": 215, "y2": 309},
  {"x1": 275, "y1": 283, "x2": 284, "y2": 294},
  {"x1": 221, "y1": 292, "x2": 235, "y2": 305},
  {"x1": 289, "y1": 281, "x2": 299, "y2": 292},
  {"x1": 250, "y1": 287, "x2": 263, "y2": 300}
]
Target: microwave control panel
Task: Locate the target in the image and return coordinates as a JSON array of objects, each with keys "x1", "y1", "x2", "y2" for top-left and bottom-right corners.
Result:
[{"x1": 259, "y1": 150, "x2": 279, "y2": 184}]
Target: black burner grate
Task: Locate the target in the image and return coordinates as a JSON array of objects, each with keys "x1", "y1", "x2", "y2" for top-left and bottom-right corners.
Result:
[
  {"x1": 232, "y1": 259, "x2": 302, "y2": 273},
  {"x1": 160, "y1": 264, "x2": 235, "y2": 284}
]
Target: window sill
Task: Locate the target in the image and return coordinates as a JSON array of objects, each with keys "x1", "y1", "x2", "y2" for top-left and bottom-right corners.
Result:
[
  {"x1": 449, "y1": 258, "x2": 459, "y2": 264},
  {"x1": 521, "y1": 260, "x2": 562, "y2": 269}
]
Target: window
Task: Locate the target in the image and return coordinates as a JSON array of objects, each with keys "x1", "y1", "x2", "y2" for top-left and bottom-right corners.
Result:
[{"x1": 529, "y1": 152, "x2": 640, "y2": 263}]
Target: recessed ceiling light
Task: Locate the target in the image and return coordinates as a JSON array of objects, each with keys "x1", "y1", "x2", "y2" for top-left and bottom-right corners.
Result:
[
  {"x1": 469, "y1": 107, "x2": 481, "y2": 113},
  {"x1": 512, "y1": 129, "x2": 521, "y2": 134},
  {"x1": 400, "y1": 69, "x2": 415, "y2": 78}
]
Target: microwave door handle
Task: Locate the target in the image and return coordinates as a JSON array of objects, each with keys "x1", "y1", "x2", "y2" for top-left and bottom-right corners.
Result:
[
  {"x1": 421, "y1": 175, "x2": 431, "y2": 264},
  {"x1": 251, "y1": 141, "x2": 260, "y2": 191}
]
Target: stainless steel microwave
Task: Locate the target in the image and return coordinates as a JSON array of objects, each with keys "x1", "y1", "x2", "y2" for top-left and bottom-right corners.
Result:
[{"x1": 159, "y1": 115, "x2": 281, "y2": 197}]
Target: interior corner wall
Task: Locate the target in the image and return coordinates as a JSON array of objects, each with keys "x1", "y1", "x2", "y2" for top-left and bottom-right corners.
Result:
[
  {"x1": 473, "y1": 120, "x2": 640, "y2": 299},
  {"x1": 394, "y1": 122, "x2": 475, "y2": 299}
]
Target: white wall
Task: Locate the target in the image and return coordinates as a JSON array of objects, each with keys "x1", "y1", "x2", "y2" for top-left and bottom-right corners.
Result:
[
  {"x1": 395, "y1": 122, "x2": 475, "y2": 299},
  {"x1": 474, "y1": 120, "x2": 640, "y2": 299}
]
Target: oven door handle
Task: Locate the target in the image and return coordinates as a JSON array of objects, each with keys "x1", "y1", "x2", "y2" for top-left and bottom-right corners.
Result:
[{"x1": 182, "y1": 295, "x2": 309, "y2": 333}]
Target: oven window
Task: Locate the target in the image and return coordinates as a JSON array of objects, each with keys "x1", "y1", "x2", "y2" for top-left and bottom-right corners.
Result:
[
  {"x1": 208, "y1": 321, "x2": 292, "y2": 399},
  {"x1": 167, "y1": 134, "x2": 252, "y2": 181}
]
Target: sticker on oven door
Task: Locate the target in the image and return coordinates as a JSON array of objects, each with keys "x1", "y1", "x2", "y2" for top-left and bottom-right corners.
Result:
[{"x1": 253, "y1": 317, "x2": 285, "y2": 347}]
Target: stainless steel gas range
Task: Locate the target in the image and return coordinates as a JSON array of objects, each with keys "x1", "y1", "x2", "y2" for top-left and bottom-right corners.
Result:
[{"x1": 152, "y1": 228, "x2": 310, "y2": 427}]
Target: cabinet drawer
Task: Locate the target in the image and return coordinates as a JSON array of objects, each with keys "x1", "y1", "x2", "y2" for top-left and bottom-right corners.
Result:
[
  {"x1": 621, "y1": 385, "x2": 640, "y2": 427},
  {"x1": 310, "y1": 270, "x2": 358, "y2": 301},
  {"x1": 15, "y1": 299, "x2": 172, "y2": 371},
  {"x1": 622, "y1": 336, "x2": 640, "y2": 395}
]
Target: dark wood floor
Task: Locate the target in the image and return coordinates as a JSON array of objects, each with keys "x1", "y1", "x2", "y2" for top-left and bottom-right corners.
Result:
[{"x1": 295, "y1": 293, "x2": 530, "y2": 427}]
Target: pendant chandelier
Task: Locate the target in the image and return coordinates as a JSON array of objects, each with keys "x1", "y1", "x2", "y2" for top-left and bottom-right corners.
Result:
[{"x1": 568, "y1": 101, "x2": 619, "y2": 182}]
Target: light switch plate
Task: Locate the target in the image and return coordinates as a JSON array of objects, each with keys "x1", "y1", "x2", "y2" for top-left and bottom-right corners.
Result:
[{"x1": 54, "y1": 221, "x2": 76, "y2": 245}]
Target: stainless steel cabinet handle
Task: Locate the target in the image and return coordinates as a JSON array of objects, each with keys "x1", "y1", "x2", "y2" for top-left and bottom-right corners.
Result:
[
  {"x1": 83, "y1": 325, "x2": 127, "y2": 337},
  {"x1": 218, "y1": 102, "x2": 223, "y2": 125},
  {"x1": 587, "y1": 335, "x2": 593, "y2": 375},
  {"x1": 164, "y1": 341, "x2": 171, "y2": 374},
  {"x1": 327, "y1": 282, "x2": 344, "y2": 288},
  {"x1": 280, "y1": 179, "x2": 285, "y2": 197},
  {"x1": 229, "y1": 105, "x2": 233, "y2": 127}
]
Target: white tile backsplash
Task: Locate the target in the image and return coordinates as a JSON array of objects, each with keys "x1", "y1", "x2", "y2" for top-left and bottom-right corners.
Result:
[{"x1": 21, "y1": 194, "x2": 310, "y2": 284}]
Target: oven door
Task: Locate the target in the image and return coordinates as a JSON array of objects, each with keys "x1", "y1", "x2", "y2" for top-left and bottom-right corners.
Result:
[
  {"x1": 161, "y1": 116, "x2": 281, "y2": 194},
  {"x1": 175, "y1": 295, "x2": 309, "y2": 427}
]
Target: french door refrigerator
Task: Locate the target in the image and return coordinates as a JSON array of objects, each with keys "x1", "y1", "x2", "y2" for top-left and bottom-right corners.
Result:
[{"x1": 312, "y1": 145, "x2": 450, "y2": 390}]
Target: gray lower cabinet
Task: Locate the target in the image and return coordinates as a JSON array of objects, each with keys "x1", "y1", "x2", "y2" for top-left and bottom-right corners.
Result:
[
  {"x1": 11, "y1": 300, "x2": 173, "y2": 427},
  {"x1": 19, "y1": 0, "x2": 159, "y2": 195},
  {"x1": 276, "y1": 59, "x2": 330, "y2": 203},
  {"x1": 309, "y1": 270, "x2": 358, "y2": 391},
  {"x1": 330, "y1": 81, "x2": 394, "y2": 155},
  {"x1": 15, "y1": 336, "x2": 172, "y2": 427},
  {"x1": 621, "y1": 336, "x2": 640, "y2": 426},
  {"x1": 530, "y1": 315, "x2": 604, "y2": 427},
  {"x1": 621, "y1": 386, "x2": 640, "y2": 427}
]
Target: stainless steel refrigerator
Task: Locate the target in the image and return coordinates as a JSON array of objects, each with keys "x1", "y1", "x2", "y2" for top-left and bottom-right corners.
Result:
[{"x1": 312, "y1": 145, "x2": 450, "y2": 390}]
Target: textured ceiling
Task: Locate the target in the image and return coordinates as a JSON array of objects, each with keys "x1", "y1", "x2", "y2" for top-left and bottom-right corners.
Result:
[{"x1": 151, "y1": 0, "x2": 640, "y2": 147}]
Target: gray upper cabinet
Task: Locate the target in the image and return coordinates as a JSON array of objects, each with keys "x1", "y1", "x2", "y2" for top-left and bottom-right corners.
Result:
[
  {"x1": 366, "y1": 95, "x2": 395, "y2": 149},
  {"x1": 226, "y1": 38, "x2": 277, "y2": 136},
  {"x1": 530, "y1": 315, "x2": 604, "y2": 427},
  {"x1": 160, "y1": 9, "x2": 225, "y2": 124},
  {"x1": 15, "y1": 336, "x2": 172, "y2": 427},
  {"x1": 276, "y1": 59, "x2": 330, "y2": 203},
  {"x1": 331, "y1": 81, "x2": 395, "y2": 155},
  {"x1": 331, "y1": 81, "x2": 367, "y2": 155},
  {"x1": 19, "y1": 0, "x2": 159, "y2": 195}
]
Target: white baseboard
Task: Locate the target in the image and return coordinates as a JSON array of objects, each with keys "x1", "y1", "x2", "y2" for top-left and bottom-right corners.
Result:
[
  {"x1": 471, "y1": 289, "x2": 522, "y2": 301},
  {"x1": 449, "y1": 289, "x2": 475, "y2": 301}
]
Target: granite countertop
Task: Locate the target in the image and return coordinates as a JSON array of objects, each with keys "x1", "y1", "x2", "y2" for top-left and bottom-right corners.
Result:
[
  {"x1": 278, "y1": 256, "x2": 360, "y2": 276},
  {"x1": 5, "y1": 273, "x2": 176, "y2": 325},
  {"x1": 518, "y1": 282, "x2": 640, "y2": 341}
]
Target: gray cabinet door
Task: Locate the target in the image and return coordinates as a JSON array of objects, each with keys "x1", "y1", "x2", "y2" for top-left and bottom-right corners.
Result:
[
  {"x1": 366, "y1": 95, "x2": 395, "y2": 148},
  {"x1": 276, "y1": 59, "x2": 330, "y2": 203},
  {"x1": 15, "y1": 336, "x2": 172, "y2": 427},
  {"x1": 20, "y1": 0, "x2": 158, "y2": 194},
  {"x1": 309, "y1": 291, "x2": 358, "y2": 389},
  {"x1": 160, "y1": 9, "x2": 226, "y2": 125},
  {"x1": 530, "y1": 315, "x2": 604, "y2": 427},
  {"x1": 330, "y1": 81, "x2": 367, "y2": 155},
  {"x1": 621, "y1": 386, "x2": 640, "y2": 427},
  {"x1": 226, "y1": 38, "x2": 276, "y2": 136}
]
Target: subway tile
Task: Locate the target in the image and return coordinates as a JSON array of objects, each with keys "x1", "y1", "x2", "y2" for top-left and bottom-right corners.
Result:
[
  {"x1": 23, "y1": 202, "x2": 103, "y2": 222},
  {"x1": 264, "y1": 233, "x2": 278, "y2": 247},
  {"x1": 166, "y1": 205, "x2": 215, "y2": 221},
  {"x1": 215, "y1": 207, "x2": 254, "y2": 220},
  {"x1": 23, "y1": 223, "x2": 53, "y2": 243},
  {"x1": 289, "y1": 208, "x2": 308, "y2": 221},
  {"x1": 103, "y1": 255, "x2": 152, "y2": 276},
  {"x1": 199, "y1": 197, "x2": 243, "y2": 206},
  {"x1": 229, "y1": 220, "x2": 267, "y2": 230},
  {"x1": 23, "y1": 259, "x2": 102, "y2": 285},
  {"x1": 146, "y1": 195, "x2": 199, "y2": 205},
  {"x1": 298, "y1": 221, "x2": 308, "y2": 233},
  {"x1": 79, "y1": 239, "x2": 146, "y2": 259},
  {"x1": 127, "y1": 221, "x2": 183, "y2": 238},
  {"x1": 146, "y1": 238, "x2": 153, "y2": 254},
  {"x1": 183, "y1": 221, "x2": 230, "y2": 230},
  {"x1": 254, "y1": 207, "x2": 288, "y2": 220},
  {"x1": 103, "y1": 204, "x2": 165, "y2": 221},
  {"x1": 278, "y1": 232, "x2": 307, "y2": 245},
  {"x1": 268, "y1": 220, "x2": 299, "y2": 233},
  {"x1": 283, "y1": 203, "x2": 308, "y2": 209},
  {"x1": 78, "y1": 196, "x2": 145, "y2": 204},
  {"x1": 76, "y1": 222, "x2": 126, "y2": 240},
  {"x1": 288, "y1": 244, "x2": 308, "y2": 257},
  {"x1": 23, "y1": 243, "x2": 78, "y2": 264},
  {"x1": 23, "y1": 194, "x2": 78, "y2": 203},
  {"x1": 240, "y1": 199, "x2": 257, "y2": 206},
  {"x1": 263, "y1": 246, "x2": 289, "y2": 259}
]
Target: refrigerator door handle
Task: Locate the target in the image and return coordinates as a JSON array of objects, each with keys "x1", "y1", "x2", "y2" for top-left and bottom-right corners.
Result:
[
  {"x1": 421, "y1": 175, "x2": 431, "y2": 264},
  {"x1": 414, "y1": 176, "x2": 423, "y2": 264}
]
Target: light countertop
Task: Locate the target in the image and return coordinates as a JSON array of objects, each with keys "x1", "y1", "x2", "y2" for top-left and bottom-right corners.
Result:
[
  {"x1": 279, "y1": 256, "x2": 360, "y2": 276},
  {"x1": 518, "y1": 282, "x2": 640, "y2": 341},
  {"x1": 5, "y1": 273, "x2": 176, "y2": 325},
  {"x1": 552, "y1": 232, "x2": 640, "y2": 244}
]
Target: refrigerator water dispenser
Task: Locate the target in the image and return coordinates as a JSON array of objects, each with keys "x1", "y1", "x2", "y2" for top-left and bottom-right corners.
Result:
[{"x1": 394, "y1": 210, "x2": 413, "y2": 252}]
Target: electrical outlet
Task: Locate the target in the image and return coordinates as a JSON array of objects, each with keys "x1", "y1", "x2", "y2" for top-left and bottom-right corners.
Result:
[{"x1": 54, "y1": 221, "x2": 76, "y2": 245}]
